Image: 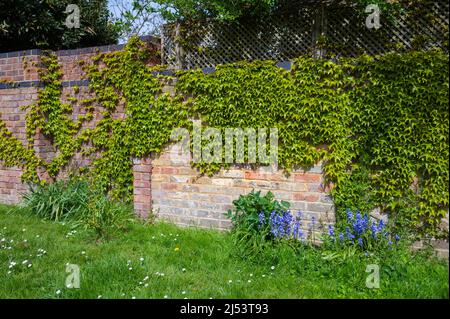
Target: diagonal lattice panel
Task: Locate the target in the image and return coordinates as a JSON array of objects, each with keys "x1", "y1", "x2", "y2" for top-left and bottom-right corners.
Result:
[{"x1": 162, "y1": 1, "x2": 449, "y2": 69}]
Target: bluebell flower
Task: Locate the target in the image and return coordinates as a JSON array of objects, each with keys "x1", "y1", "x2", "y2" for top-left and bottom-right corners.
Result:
[
  {"x1": 352, "y1": 212, "x2": 370, "y2": 236},
  {"x1": 377, "y1": 219, "x2": 385, "y2": 232},
  {"x1": 269, "y1": 211, "x2": 276, "y2": 225},
  {"x1": 269, "y1": 211, "x2": 296, "y2": 239},
  {"x1": 299, "y1": 229, "x2": 304, "y2": 241},
  {"x1": 339, "y1": 233, "x2": 345, "y2": 242},
  {"x1": 370, "y1": 223, "x2": 377, "y2": 238},
  {"x1": 258, "y1": 212, "x2": 265, "y2": 226},
  {"x1": 293, "y1": 221, "x2": 301, "y2": 240},
  {"x1": 346, "y1": 209, "x2": 353, "y2": 222},
  {"x1": 358, "y1": 238, "x2": 363, "y2": 247},
  {"x1": 363, "y1": 214, "x2": 369, "y2": 226},
  {"x1": 395, "y1": 234, "x2": 400, "y2": 242},
  {"x1": 328, "y1": 225, "x2": 335, "y2": 237},
  {"x1": 269, "y1": 212, "x2": 279, "y2": 237},
  {"x1": 353, "y1": 212, "x2": 364, "y2": 235},
  {"x1": 346, "y1": 227, "x2": 355, "y2": 241}
]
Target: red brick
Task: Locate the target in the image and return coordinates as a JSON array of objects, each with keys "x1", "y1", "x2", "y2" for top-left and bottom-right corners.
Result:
[
  {"x1": 134, "y1": 188, "x2": 151, "y2": 196},
  {"x1": 293, "y1": 193, "x2": 320, "y2": 202},
  {"x1": 134, "y1": 165, "x2": 150, "y2": 173},
  {"x1": 293, "y1": 173, "x2": 321, "y2": 183},
  {"x1": 133, "y1": 180, "x2": 151, "y2": 188},
  {"x1": 161, "y1": 167, "x2": 178, "y2": 174},
  {"x1": 162, "y1": 183, "x2": 178, "y2": 191},
  {"x1": 134, "y1": 195, "x2": 150, "y2": 203},
  {"x1": 244, "y1": 171, "x2": 267, "y2": 180}
]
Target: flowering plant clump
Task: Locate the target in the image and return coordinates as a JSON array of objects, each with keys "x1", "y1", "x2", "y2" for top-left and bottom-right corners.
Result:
[
  {"x1": 227, "y1": 190, "x2": 294, "y2": 255},
  {"x1": 228, "y1": 190, "x2": 402, "y2": 256},
  {"x1": 326, "y1": 209, "x2": 400, "y2": 252},
  {"x1": 258, "y1": 211, "x2": 306, "y2": 241}
]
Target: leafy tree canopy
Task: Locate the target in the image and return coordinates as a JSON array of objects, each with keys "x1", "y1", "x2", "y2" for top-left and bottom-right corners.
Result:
[
  {"x1": 144, "y1": 0, "x2": 399, "y2": 22},
  {"x1": 0, "y1": 0, "x2": 119, "y2": 52},
  {"x1": 153, "y1": 0, "x2": 276, "y2": 21}
]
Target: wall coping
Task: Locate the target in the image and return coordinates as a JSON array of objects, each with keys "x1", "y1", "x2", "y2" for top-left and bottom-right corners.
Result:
[{"x1": 0, "y1": 35, "x2": 160, "y2": 59}]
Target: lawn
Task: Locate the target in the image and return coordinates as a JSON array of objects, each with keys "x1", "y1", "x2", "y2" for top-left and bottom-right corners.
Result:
[{"x1": 0, "y1": 204, "x2": 448, "y2": 299}]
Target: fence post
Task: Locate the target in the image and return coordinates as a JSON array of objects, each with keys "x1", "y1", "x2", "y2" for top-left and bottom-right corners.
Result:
[
  {"x1": 312, "y1": 4, "x2": 326, "y2": 58},
  {"x1": 160, "y1": 25, "x2": 166, "y2": 65},
  {"x1": 174, "y1": 22, "x2": 185, "y2": 69}
]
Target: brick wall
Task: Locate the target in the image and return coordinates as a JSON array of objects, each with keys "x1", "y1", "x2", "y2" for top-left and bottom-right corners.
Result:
[
  {"x1": 1, "y1": 42, "x2": 447, "y2": 259},
  {"x1": 0, "y1": 40, "x2": 335, "y2": 234},
  {"x1": 133, "y1": 157, "x2": 152, "y2": 219},
  {"x1": 0, "y1": 86, "x2": 38, "y2": 204},
  {"x1": 150, "y1": 146, "x2": 335, "y2": 233},
  {"x1": 1, "y1": 42, "x2": 448, "y2": 259},
  {"x1": 0, "y1": 39, "x2": 159, "y2": 204}
]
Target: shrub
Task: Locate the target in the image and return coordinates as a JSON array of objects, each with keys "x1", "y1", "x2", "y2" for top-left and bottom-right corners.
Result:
[{"x1": 226, "y1": 190, "x2": 291, "y2": 255}]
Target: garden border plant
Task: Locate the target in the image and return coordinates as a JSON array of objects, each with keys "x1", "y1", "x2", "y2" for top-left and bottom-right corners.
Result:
[{"x1": 0, "y1": 37, "x2": 448, "y2": 238}]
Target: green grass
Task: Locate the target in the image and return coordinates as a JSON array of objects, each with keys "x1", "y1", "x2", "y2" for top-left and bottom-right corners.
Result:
[{"x1": 0, "y1": 204, "x2": 448, "y2": 299}]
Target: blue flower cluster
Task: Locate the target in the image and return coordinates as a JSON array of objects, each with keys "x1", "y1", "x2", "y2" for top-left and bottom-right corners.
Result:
[
  {"x1": 257, "y1": 208, "x2": 400, "y2": 252},
  {"x1": 327, "y1": 209, "x2": 400, "y2": 249},
  {"x1": 259, "y1": 211, "x2": 304, "y2": 240}
]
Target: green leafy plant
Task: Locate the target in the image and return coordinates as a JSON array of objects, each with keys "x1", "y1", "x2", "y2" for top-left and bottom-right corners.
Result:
[
  {"x1": 20, "y1": 177, "x2": 134, "y2": 236},
  {"x1": 0, "y1": 0, "x2": 119, "y2": 52},
  {"x1": 21, "y1": 177, "x2": 90, "y2": 222},
  {"x1": 226, "y1": 190, "x2": 290, "y2": 256},
  {"x1": 82, "y1": 186, "x2": 134, "y2": 237}
]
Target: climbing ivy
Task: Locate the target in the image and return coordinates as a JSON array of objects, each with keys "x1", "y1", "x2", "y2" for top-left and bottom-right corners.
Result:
[
  {"x1": 0, "y1": 116, "x2": 41, "y2": 183},
  {"x1": 0, "y1": 38, "x2": 448, "y2": 236},
  {"x1": 23, "y1": 52, "x2": 90, "y2": 179},
  {"x1": 349, "y1": 50, "x2": 449, "y2": 234},
  {"x1": 82, "y1": 37, "x2": 189, "y2": 201},
  {"x1": 176, "y1": 49, "x2": 449, "y2": 236}
]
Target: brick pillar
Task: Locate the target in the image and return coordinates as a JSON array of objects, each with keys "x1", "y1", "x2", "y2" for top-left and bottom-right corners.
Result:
[{"x1": 133, "y1": 157, "x2": 152, "y2": 218}]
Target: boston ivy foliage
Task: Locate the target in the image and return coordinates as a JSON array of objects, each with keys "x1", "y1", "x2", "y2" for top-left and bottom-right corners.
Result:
[
  {"x1": 83, "y1": 38, "x2": 188, "y2": 200},
  {"x1": 0, "y1": 116, "x2": 41, "y2": 183},
  {"x1": 0, "y1": 38, "x2": 448, "y2": 236},
  {"x1": 24, "y1": 52, "x2": 91, "y2": 180}
]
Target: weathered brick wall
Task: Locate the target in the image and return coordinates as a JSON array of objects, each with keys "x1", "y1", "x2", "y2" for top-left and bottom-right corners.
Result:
[
  {"x1": 1, "y1": 43, "x2": 448, "y2": 259},
  {"x1": 133, "y1": 157, "x2": 152, "y2": 219},
  {"x1": 1, "y1": 40, "x2": 334, "y2": 234},
  {"x1": 150, "y1": 147, "x2": 335, "y2": 233},
  {"x1": 0, "y1": 86, "x2": 38, "y2": 204},
  {"x1": 1, "y1": 43, "x2": 448, "y2": 260},
  {"x1": 0, "y1": 40, "x2": 158, "y2": 204}
]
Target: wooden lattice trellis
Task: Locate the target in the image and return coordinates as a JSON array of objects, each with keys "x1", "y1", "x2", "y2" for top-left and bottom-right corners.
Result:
[{"x1": 161, "y1": 1, "x2": 449, "y2": 69}]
